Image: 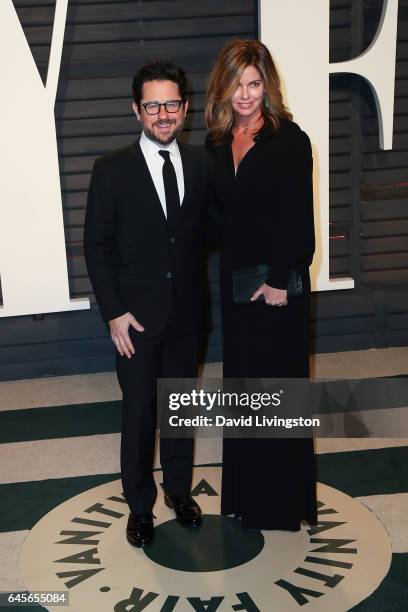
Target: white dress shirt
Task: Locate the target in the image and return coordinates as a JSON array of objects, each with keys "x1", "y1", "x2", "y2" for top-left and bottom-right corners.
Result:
[{"x1": 139, "y1": 131, "x2": 185, "y2": 218}]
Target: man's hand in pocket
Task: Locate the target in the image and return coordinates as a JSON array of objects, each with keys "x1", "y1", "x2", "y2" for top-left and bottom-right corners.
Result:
[{"x1": 109, "y1": 312, "x2": 145, "y2": 358}]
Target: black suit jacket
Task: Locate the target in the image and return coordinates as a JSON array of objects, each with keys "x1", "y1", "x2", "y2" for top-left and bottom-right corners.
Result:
[
  {"x1": 84, "y1": 139, "x2": 209, "y2": 336},
  {"x1": 206, "y1": 119, "x2": 315, "y2": 290}
]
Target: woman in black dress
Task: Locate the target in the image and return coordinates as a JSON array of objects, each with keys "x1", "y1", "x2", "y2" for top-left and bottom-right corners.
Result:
[{"x1": 205, "y1": 40, "x2": 317, "y2": 531}]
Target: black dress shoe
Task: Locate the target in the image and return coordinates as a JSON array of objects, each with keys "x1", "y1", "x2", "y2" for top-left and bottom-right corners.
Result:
[
  {"x1": 126, "y1": 513, "x2": 154, "y2": 547},
  {"x1": 164, "y1": 492, "x2": 202, "y2": 526}
]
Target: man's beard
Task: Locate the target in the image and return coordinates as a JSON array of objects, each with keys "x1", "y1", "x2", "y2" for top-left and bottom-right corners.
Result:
[{"x1": 143, "y1": 118, "x2": 184, "y2": 146}]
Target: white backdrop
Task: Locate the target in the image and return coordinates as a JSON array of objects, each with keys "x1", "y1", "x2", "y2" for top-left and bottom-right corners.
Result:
[{"x1": 0, "y1": 0, "x2": 89, "y2": 317}]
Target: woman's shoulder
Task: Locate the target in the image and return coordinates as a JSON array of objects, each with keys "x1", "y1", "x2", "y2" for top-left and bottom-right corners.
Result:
[
  {"x1": 274, "y1": 118, "x2": 311, "y2": 153},
  {"x1": 204, "y1": 132, "x2": 218, "y2": 154},
  {"x1": 204, "y1": 131, "x2": 232, "y2": 152}
]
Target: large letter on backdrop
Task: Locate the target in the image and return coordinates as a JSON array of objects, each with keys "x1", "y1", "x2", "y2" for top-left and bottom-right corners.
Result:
[
  {"x1": 0, "y1": 0, "x2": 89, "y2": 317},
  {"x1": 259, "y1": 0, "x2": 398, "y2": 291}
]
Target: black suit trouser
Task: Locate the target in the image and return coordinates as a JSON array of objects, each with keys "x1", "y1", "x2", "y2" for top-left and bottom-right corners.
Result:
[{"x1": 116, "y1": 325, "x2": 197, "y2": 515}]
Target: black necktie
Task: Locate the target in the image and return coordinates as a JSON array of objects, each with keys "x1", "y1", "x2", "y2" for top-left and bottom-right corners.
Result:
[{"x1": 158, "y1": 150, "x2": 180, "y2": 232}]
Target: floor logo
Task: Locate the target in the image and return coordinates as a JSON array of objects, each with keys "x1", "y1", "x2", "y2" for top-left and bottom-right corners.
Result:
[{"x1": 20, "y1": 467, "x2": 391, "y2": 611}]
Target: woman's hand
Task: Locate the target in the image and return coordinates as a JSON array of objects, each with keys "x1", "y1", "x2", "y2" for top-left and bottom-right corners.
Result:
[{"x1": 251, "y1": 283, "x2": 288, "y2": 306}]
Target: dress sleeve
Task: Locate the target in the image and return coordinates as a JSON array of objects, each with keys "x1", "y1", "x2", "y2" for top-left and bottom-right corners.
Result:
[
  {"x1": 266, "y1": 130, "x2": 315, "y2": 289},
  {"x1": 83, "y1": 158, "x2": 126, "y2": 322}
]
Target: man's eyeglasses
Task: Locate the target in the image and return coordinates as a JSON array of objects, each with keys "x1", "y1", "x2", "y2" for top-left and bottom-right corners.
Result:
[{"x1": 141, "y1": 100, "x2": 184, "y2": 115}]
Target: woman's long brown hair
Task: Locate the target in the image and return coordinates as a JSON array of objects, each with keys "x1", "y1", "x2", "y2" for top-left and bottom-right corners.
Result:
[{"x1": 205, "y1": 39, "x2": 292, "y2": 145}]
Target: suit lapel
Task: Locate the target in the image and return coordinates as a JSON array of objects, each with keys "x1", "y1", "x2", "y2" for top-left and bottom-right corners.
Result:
[{"x1": 178, "y1": 142, "x2": 195, "y2": 223}]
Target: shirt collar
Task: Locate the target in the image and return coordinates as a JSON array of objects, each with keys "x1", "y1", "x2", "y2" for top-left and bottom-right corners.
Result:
[{"x1": 140, "y1": 130, "x2": 180, "y2": 159}]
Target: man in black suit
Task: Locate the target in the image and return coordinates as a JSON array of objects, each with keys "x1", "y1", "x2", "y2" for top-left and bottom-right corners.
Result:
[{"x1": 84, "y1": 60, "x2": 208, "y2": 547}]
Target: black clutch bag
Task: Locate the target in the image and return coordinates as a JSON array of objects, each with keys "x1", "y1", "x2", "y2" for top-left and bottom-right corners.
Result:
[{"x1": 232, "y1": 264, "x2": 304, "y2": 304}]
